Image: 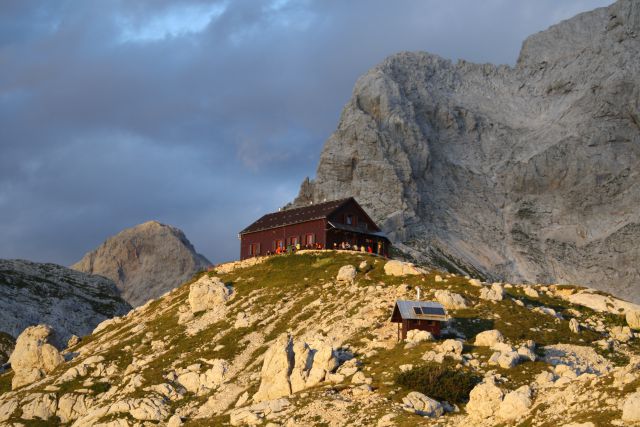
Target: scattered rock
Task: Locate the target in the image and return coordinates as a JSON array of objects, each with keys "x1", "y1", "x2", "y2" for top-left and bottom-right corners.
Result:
[
  {"x1": 479, "y1": 283, "x2": 504, "y2": 301},
  {"x1": 569, "y1": 318, "x2": 580, "y2": 334},
  {"x1": 405, "y1": 330, "x2": 434, "y2": 344},
  {"x1": 626, "y1": 310, "x2": 640, "y2": 330},
  {"x1": 523, "y1": 286, "x2": 539, "y2": 298},
  {"x1": 9, "y1": 325, "x2": 65, "y2": 389},
  {"x1": 336, "y1": 265, "x2": 357, "y2": 284},
  {"x1": 474, "y1": 330, "x2": 504, "y2": 347},
  {"x1": 468, "y1": 279, "x2": 482, "y2": 287},
  {"x1": 466, "y1": 378, "x2": 504, "y2": 419},
  {"x1": 402, "y1": 392, "x2": 444, "y2": 418},
  {"x1": 384, "y1": 260, "x2": 425, "y2": 276},
  {"x1": 188, "y1": 275, "x2": 233, "y2": 314},
  {"x1": 610, "y1": 326, "x2": 633, "y2": 343},
  {"x1": 437, "y1": 339, "x2": 464, "y2": 356},
  {"x1": 434, "y1": 290, "x2": 468, "y2": 309},
  {"x1": 497, "y1": 385, "x2": 532, "y2": 421}
]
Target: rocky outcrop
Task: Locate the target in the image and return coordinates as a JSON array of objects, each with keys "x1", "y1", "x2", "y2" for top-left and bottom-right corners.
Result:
[
  {"x1": 0, "y1": 259, "x2": 130, "y2": 353},
  {"x1": 188, "y1": 275, "x2": 233, "y2": 314},
  {"x1": 9, "y1": 325, "x2": 64, "y2": 389},
  {"x1": 253, "y1": 334, "x2": 339, "y2": 403},
  {"x1": 383, "y1": 260, "x2": 425, "y2": 276},
  {"x1": 293, "y1": 0, "x2": 640, "y2": 302},
  {"x1": 336, "y1": 265, "x2": 357, "y2": 284},
  {"x1": 434, "y1": 289, "x2": 468, "y2": 309},
  {"x1": 72, "y1": 221, "x2": 211, "y2": 306}
]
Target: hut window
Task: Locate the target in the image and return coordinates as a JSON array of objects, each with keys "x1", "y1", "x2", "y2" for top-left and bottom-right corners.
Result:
[
  {"x1": 346, "y1": 214, "x2": 353, "y2": 225},
  {"x1": 305, "y1": 233, "x2": 315, "y2": 245}
]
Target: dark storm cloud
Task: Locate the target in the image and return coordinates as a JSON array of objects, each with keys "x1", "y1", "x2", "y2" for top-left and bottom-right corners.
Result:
[{"x1": 0, "y1": 0, "x2": 613, "y2": 264}]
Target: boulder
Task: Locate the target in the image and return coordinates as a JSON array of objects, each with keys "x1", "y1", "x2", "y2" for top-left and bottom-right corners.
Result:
[
  {"x1": 610, "y1": 326, "x2": 634, "y2": 343},
  {"x1": 402, "y1": 392, "x2": 444, "y2": 417},
  {"x1": 437, "y1": 339, "x2": 464, "y2": 356},
  {"x1": 474, "y1": 330, "x2": 505, "y2": 347},
  {"x1": 188, "y1": 275, "x2": 233, "y2": 314},
  {"x1": 626, "y1": 310, "x2": 640, "y2": 330},
  {"x1": 253, "y1": 335, "x2": 294, "y2": 402},
  {"x1": 405, "y1": 330, "x2": 434, "y2": 344},
  {"x1": 523, "y1": 286, "x2": 539, "y2": 298},
  {"x1": 622, "y1": 391, "x2": 640, "y2": 422},
  {"x1": 569, "y1": 318, "x2": 580, "y2": 334},
  {"x1": 176, "y1": 359, "x2": 229, "y2": 395},
  {"x1": 384, "y1": 260, "x2": 425, "y2": 276},
  {"x1": 434, "y1": 275, "x2": 443, "y2": 282},
  {"x1": 489, "y1": 351, "x2": 520, "y2": 369},
  {"x1": 497, "y1": 386, "x2": 532, "y2": 421},
  {"x1": 9, "y1": 325, "x2": 65, "y2": 389},
  {"x1": 167, "y1": 414, "x2": 184, "y2": 427},
  {"x1": 468, "y1": 279, "x2": 483, "y2": 287},
  {"x1": 466, "y1": 378, "x2": 504, "y2": 419},
  {"x1": 434, "y1": 290, "x2": 468, "y2": 309},
  {"x1": 479, "y1": 283, "x2": 504, "y2": 301},
  {"x1": 336, "y1": 265, "x2": 357, "y2": 284}
]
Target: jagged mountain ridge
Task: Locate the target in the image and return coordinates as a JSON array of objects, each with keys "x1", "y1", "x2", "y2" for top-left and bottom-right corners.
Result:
[
  {"x1": 2, "y1": 251, "x2": 640, "y2": 425},
  {"x1": 0, "y1": 259, "x2": 131, "y2": 355},
  {"x1": 293, "y1": 0, "x2": 640, "y2": 302},
  {"x1": 72, "y1": 221, "x2": 212, "y2": 307}
]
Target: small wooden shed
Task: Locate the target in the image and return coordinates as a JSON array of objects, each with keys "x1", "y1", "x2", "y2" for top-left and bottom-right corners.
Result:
[{"x1": 390, "y1": 300, "x2": 447, "y2": 340}]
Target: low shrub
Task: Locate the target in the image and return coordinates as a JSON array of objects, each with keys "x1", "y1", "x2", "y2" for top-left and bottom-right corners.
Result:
[{"x1": 395, "y1": 363, "x2": 480, "y2": 403}]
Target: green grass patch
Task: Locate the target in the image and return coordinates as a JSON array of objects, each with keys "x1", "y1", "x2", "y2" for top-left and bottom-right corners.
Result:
[{"x1": 395, "y1": 363, "x2": 481, "y2": 403}]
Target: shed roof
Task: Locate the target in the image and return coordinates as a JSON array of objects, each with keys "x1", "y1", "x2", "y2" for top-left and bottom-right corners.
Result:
[
  {"x1": 239, "y1": 197, "x2": 356, "y2": 235},
  {"x1": 327, "y1": 221, "x2": 389, "y2": 240},
  {"x1": 390, "y1": 300, "x2": 447, "y2": 322}
]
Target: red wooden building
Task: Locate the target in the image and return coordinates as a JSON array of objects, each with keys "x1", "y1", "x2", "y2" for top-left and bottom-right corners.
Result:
[
  {"x1": 238, "y1": 197, "x2": 390, "y2": 260},
  {"x1": 390, "y1": 300, "x2": 447, "y2": 340}
]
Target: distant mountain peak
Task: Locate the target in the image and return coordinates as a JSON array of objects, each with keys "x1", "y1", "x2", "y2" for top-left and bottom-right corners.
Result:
[{"x1": 72, "y1": 221, "x2": 212, "y2": 306}]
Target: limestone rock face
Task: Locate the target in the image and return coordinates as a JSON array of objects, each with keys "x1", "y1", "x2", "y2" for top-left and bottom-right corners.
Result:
[
  {"x1": 188, "y1": 276, "x2": 233, "y2": 314},
  {"x1": 0, "y1": 259, "x2": 130, "y2": 358},
  {"x1": 253, "y1": 335, "x2": 295, "y2": 402},
  {"x1": 293, "y1": 0, "x2": 640, "y2": 302},
  {"x1": 72, "y1": 221, "x2": 211, "y2": 306},
  {"x1": 9, "y1": 325, "x2": 65, "y2": 389},
  {"x1": 254, "y1": 334, "x2": 339, "y2": 403}
]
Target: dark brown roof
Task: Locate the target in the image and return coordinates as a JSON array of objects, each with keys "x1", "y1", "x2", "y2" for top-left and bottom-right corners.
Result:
[{"x1": 240, "y1": 198, "x2": 353, "y2": 235}]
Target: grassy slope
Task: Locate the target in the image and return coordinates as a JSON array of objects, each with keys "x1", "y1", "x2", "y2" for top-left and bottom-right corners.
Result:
[{"x1": 0, "y1": 251, "x2": 635, "y2": 426}]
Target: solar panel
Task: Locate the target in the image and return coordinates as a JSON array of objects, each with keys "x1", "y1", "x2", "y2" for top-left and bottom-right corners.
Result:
[
  {"x1": 421, "y1": 306, "x2": 444, "y2": 315},
  {"x1": 413, "y1": 307, "x2": 422, "y2": 315}
]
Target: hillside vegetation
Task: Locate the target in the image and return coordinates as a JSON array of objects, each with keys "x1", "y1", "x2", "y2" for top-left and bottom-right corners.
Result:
[{"x1": 1, "y1": 251, "x2": 640, "y2": 426}]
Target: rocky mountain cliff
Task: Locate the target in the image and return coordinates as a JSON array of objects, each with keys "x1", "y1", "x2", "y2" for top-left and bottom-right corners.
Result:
[
  {"x1": 3, "y1": 251, "x2": 640, "y2": 425},
  {"x1": 0, "y1": 259, "x2": 131, "y2": 361},
  {"x1": 293, "y1": 0, "x2": 640, "y2": 302},
  {"x1": 72, "y1": 221, "x2": 212, "y2": 307}
]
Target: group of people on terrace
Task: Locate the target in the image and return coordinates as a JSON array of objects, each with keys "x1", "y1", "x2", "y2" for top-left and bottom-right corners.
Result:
[{"x1": 266, "y1": 239, "x2": 384, "y2": 256}]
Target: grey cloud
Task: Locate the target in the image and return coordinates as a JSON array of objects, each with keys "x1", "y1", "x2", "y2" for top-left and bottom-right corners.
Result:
[{"x1": 0, "y1": 0, "x2": 613, "y2": 265}]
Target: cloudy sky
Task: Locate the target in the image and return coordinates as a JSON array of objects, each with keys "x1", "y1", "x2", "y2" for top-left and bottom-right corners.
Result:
[{"x1": 0, "y1": 0, "x2": 612, "y2": 265}]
